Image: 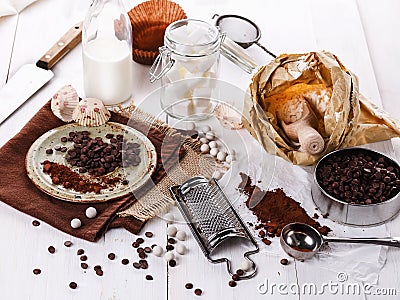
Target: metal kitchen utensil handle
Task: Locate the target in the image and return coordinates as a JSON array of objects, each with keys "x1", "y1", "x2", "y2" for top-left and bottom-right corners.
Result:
[
  {"x1": 149, "y1": 46, "x2": 175, "y2": 83},
  {"x1": 36, "y1": 21, "x2": 83, "y2": 70},
  {"x1": 325, "y1": 236, "x2": 400, "y2": 247}
]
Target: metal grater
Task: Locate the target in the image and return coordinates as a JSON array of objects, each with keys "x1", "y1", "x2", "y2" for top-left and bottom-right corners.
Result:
[{"x1": 170, "y1": 176, "x2": 259, "y2": 279}]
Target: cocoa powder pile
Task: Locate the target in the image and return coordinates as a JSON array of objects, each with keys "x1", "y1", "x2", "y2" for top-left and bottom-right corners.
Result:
[{"x1": 238, "y1": 173, "x2": 331, "y2": 244}]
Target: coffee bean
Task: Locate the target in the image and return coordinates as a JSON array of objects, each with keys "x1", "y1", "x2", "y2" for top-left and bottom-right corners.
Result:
[
  {"x1": 145, "y1": 275, "x2": 153, "y2": 280},
  {"x1": 166, "y1": 245, "x2": 174, "y2": 251},
  {"x1": 167, "y1": 238, "x2": 176, "y2": 244},
  {"x1": 280, "y1": 258, "x2": 289, "y2": 265},
  {"x1": 145, "y1": 231, "x2": 153, "y2": 238},
  {"x1": 32, "y1": 220, "x2": 40, "y2": 227},
  {"x1": 94, "y1": 265, "x2": 102, "y2": 271},
  {"x1": 139, "y1": 252, "x2": 147, "y2": 259},
  {"x1": 121, "y1": 259, "x2": 129, "y2": 265},
  {"x1": 185, "y1": 283, "x2": 193, "y2": 289},
  {"x1": 144, "y1": 247, "x2": 152, "y2": 253},
  {"x1": 136, "y1": 238, "x2": 144, "y2": 244},
  {"x1": 33, "y1": 268, "x2": 41, "y2": 275},
  {"x1": 139, "y1": 260, "x2": 148, "y2": 269},
  {"x1": 48, "y1": 246, "x2": 55, "y2": 254},
  {"x1": 64, "y1": 241, "x2": 73, "y2": 247},
  {"x1": 168, "y1": 259, "x2": 176, "y2": 267},
  {"x1": 236, "y1": 269, "x2": 244, "y2": 276},
  {"x1": 108, "y1": 253, "x2": 116, "y2": 260},
  {"x1": 96, "y1": 269, "x2": 104, "y2": 276},
  {"x1": 133, "y1": 262, "x2": 141, "y2": 269},
  {"x1": 77, "y1": 249, "x2": 84, "y2": 255},
  {"x1": 322, "y1": 213, "x2": 329, "y2": 218},
  {"x1": 262, "y1": 238, "x2": 271, "y2": 245},
  {"x1": 194, "y1": 288, "x2": 202, "y2": 296},
  {"x1": 232, "y1": 274, "x2": 240, "y2": 281},
  {"x1": 81, "y1": 263, "x2": 88, "y2": 269},
  {"x1": 132, "y1": 242, "x2": 139, "y2": 248},
  {"x1": 46, "y1": 149, "x2": 53, "y2": 154},
  {"x1": 80, "y1": 255, "x2": 87, "y2": 261},
  {"x1": 69, "y1": 282, "x2": 77, "y2": 289},
  {"x1": 228, "y1": 280, "x2": 237, "y2": 287}
]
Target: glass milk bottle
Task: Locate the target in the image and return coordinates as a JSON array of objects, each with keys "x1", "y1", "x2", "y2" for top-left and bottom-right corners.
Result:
[{"x1": 82, "y1": 0, "x2": 133, "y2": 106}]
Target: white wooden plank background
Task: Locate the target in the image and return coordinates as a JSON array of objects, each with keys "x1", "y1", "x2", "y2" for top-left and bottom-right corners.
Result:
[{"x1": 0, "y1": 0, "x2": 399, "y2": 299}]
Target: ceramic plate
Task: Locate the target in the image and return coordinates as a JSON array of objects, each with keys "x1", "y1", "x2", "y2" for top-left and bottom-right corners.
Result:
[{"x1": 26, "y1": 122, "x2": 157, "y2": 203}]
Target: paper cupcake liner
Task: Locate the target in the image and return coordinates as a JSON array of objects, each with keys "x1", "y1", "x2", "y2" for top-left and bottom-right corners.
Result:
[
  {"x1": 51, "y1": 85, "x2": 79, "y2": 122},
  {"x1": 72, "y1": 98, "x2": 111, "y2": 127}
]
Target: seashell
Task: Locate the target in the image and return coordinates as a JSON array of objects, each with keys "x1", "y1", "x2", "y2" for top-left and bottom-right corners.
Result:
[
  {"x1": 51, "y1": 85, "x2": 79, "y2": 122},
  {"x1": 214, "y1": 103, "x2": 244, "y2": 130},
  {"x1": 128, "y1": 0, "x2": 187, "y2": 65},
  {"x1": 72, "y1": 98, "x2": 111, "y2": 127}
]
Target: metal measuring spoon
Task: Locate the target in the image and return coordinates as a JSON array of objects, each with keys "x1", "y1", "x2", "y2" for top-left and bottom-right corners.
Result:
[
  {"x1": 213, "y1": 14, "x2": 276, "y2": 58},
  {"x1": 280, "y1": 223, "x2": 400, "y2": 260}
]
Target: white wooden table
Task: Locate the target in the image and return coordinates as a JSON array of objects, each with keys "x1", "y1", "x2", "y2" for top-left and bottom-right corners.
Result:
[{"x1": 1, "y1": 0, "x2": 399, "y2": 299}]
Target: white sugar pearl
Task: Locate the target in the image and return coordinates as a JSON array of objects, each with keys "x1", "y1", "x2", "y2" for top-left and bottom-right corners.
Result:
[
  {"x1": 217, "y1": 151, "x2": 227, "y2": 161},
  {"x1": 212, "y1": 170, "x2": 223, "y2": 180},
  {"x1": 202, "y1": 125, "x2": 211, "y2": 133},
  {"x1": 199, "y1": 137, "x2": 208, "y2": 144},
  {"x1": 208, "y1": 141, "x2": 218, "y2": 149},
  {"x1": 164, "y1": 213, "x2": 175, "y2": 224},
  {"x1": 225, "y1": 155, "x2": 235, "y2": 164},
  {"x1": 205, "y1": 131, "x2": 215, "y2": 140},
  {"x1": 176, "y1": 244, "x2": 187, "y2": 255},
  {"x1": 70, "y1": 218, "x2": 82, "y2": 229},
  {"x1": 186, "y1": 121, "x2": 195, "y2": 130},
  {"x1": 164, "y1": 251, "x2": 175, "y2": 262},
  {"x1": 200, "y1": 143, "x2": 210, "y2": 154},
  {"x1": 166, "y1": 225, "x2": 178, "y2": 237},
  {"x1": 240, "y1": 259, "x2": 253, "y2": 271},
  {"x1": 175, "y1": 230, "x2": 187, "y2": 241},
  {"x1": 153, "y1": 245, "x2": 164, "y2": 257},
  {"x1": 85, "y1": 207, "x2": 97, "y2": 219},
  {"x1": 210, "y1": 148, "x2": 218, "y2": 157}
]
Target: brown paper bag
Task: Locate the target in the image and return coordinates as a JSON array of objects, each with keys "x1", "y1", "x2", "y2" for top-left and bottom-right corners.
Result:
[{"x1": 243, "y1": 51, "x2": 400, "y2": 165}]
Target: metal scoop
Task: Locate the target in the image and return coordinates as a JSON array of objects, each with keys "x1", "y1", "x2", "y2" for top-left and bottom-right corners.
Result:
[{"x1": 280, "y1": 223, "x2": 400, "y2": 260}]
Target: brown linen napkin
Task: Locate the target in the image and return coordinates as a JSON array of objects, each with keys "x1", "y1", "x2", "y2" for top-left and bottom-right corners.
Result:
[{"x1": 0, "y1": 101, "x2": 183, "y2": 241}]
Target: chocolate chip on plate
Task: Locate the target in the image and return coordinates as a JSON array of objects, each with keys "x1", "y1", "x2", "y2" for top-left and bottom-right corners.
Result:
[
  {"x1": 69, "y1": 282, "x2": 78, "y2": 289},
  {"x1": 48, "y1": 246, "x2": 56, "y2": 254}
]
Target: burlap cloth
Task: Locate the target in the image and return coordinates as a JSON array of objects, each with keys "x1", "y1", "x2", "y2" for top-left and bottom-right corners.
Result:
[{"x1": 0, "y1": 101, "x2": 214, "y2": 241}]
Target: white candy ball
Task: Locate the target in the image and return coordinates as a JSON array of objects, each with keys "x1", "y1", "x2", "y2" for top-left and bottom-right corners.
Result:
[
  {"x1": 240, "y1": 259, "x2": 253, "y2": 271},
  {"x1": 212, "y1": 170, "x2": 223, "y2": 180},
  {"x1": 225, "y1": 155, "x2": 235, "y2": 164},
  {"x1": 176, "y1": 244, "x2": 187, "y2": 255},
  {"x1": 199, "y1": 137, "x2": 208, "y2": 144},
  {"x1": 216, "y1": 151, "x2": 227, "y2": 161},
  {"x1": 175, "y1": 230, "x2": 187, "y2": 241},
  {"x1": 200, "y1": 143, "x2": 210, "y2": 154},
  {"x1": 202, "y1": 125, "x2": 211, "y2": 133},
  {"x1": 164, "y1": 251, "x2": 175, "y2": 262},
  {"x1": 166, "y1": 225, "x2": 178, "y2": 237},
  {"x1": 164, "y1": 213, "x2": 175, "y2": 224},
  {"x1": 70, "y1": 218, "x2": 82, "y2": 229},
  {"x1": 208, "y1": 141, "x2": 218, "y2": 149},
  {"x1": 153, "y1": 245, "x2": 164, "y2": 257},
  {"x1": 210, "y1": 148, "x2": 218, "y2": 157},
  {"x1": 85, "y1": 207, "x2": 97, "y2": 219},
  {"x1": 186, "y1": 121, "x2": 195, "y2": 130},
  {"x1": 205, "y1": 131, "x2": 215, "y2": 140}
]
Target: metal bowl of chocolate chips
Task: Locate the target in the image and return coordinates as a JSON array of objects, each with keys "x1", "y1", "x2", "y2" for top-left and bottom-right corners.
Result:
[{"x1": 312, "y1": 147, "x2": 400, "y2": 226}]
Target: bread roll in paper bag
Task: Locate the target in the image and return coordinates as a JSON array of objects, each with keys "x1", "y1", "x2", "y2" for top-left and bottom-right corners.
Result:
[{"x1": 243, "y1": 51, "x2": 400, "y2": 165}]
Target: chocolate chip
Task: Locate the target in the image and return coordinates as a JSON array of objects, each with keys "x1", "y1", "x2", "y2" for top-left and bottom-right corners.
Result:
[
  {"x1": 136, "y1": 238, "x2": 144, "y2": 244},
  {"x1": 185, "y1": 282, "x2": 193, "y2": 290},
  {"x1": 139, "y1": 252, "x2": 147, "y2": 259},
  {"x1": 168, "y1": 259, "x2": 176, "y2": 267},
  {"x1": 46, "y1": 149, "x2": 53, "y2": 154},
  {"x1": 280, "y1": 258, "x2": 289, "y2": 265},
  {"x1": 228, "y1": 280, "x2": 237, "y2": 287},
  {"x1": 185, "y1": 283, "x2": 193, "y2": 289},
  {"x1": 48, "y1": 246, "x2": 55, "y2": 254},
  {"x1": 80, "y1": 255, "x2": 87, "y2": 261},
  {"x1": 166, "y1": 245, "x2": 174, "y2": 251},
  {"x1": 32, "y1": 220, "x2": 40, "y2": 227},
  {"x1": 95, "y1": 269, "x2": 104, "y2": 276},
  {"x1": 167, "y1": 238, "x2": 176, "y2": 244},
  {"x1": 132, "y1": 242, "x2": 139, "y2": 248},
  {"x1": 145, "y1": 231, "x2": 153, "y2": 238},
  {"x1": 107, "y1": 253, "x2": 116, "y2": 260},
  {"x1": 145, "y1": 275, "x2": 153, "y2": 280},
  {"x1": 61, "y1": 137, "x2": 68, "y2": 143},
  {"x1": 137, "y1": 247, "x2": 144, "y2": 253},
  {"x1": 144, "y1": 247, "x2": 152, "y2": 253},
  {"x1": 121, "y1": 258, "x2": 129, "y2": 265},
  {"x1": 236, "y1": 269, "x2": 244, "y2": 276},
  {"x1": 194, "y1": 288, "x2": 202, "y2": 296},
  {"x1": 69, "y1": 282, "x2": 77, "y2": 289},
  {"x1": 94, "y1": 265, "x2": 102, "y2": 271},
  {"x1": 139, "y1": 260, "x2": 148, "y2": 269},
  {"x1": 232, "y1": 274, "x2": 240, "y2": 281},
  {"x1": 81, "y1": 263, "x2": 88, "y2": 269},
  {"x1": 133, "y1": 262, "x2": 141, "y2": 269},
  {"x1": 77, "y1": 249, "x2": 84, "y2": 255},
  {"x1": 33, "y1": 268, "x2": 41, "y2": 275},
  {"x1": 64, "y1": 241, "x2": 73, "y2": 247}
]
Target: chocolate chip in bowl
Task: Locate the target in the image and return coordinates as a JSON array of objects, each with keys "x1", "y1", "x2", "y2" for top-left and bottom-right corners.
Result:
[{"x1": 312, "y1": 147, "x2": 400, "y2": 226}]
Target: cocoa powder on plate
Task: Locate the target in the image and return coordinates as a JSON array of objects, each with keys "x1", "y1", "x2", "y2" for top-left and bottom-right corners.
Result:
[{"x1": 238, "y1": 173, "x2": 331, "y2": 240}]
